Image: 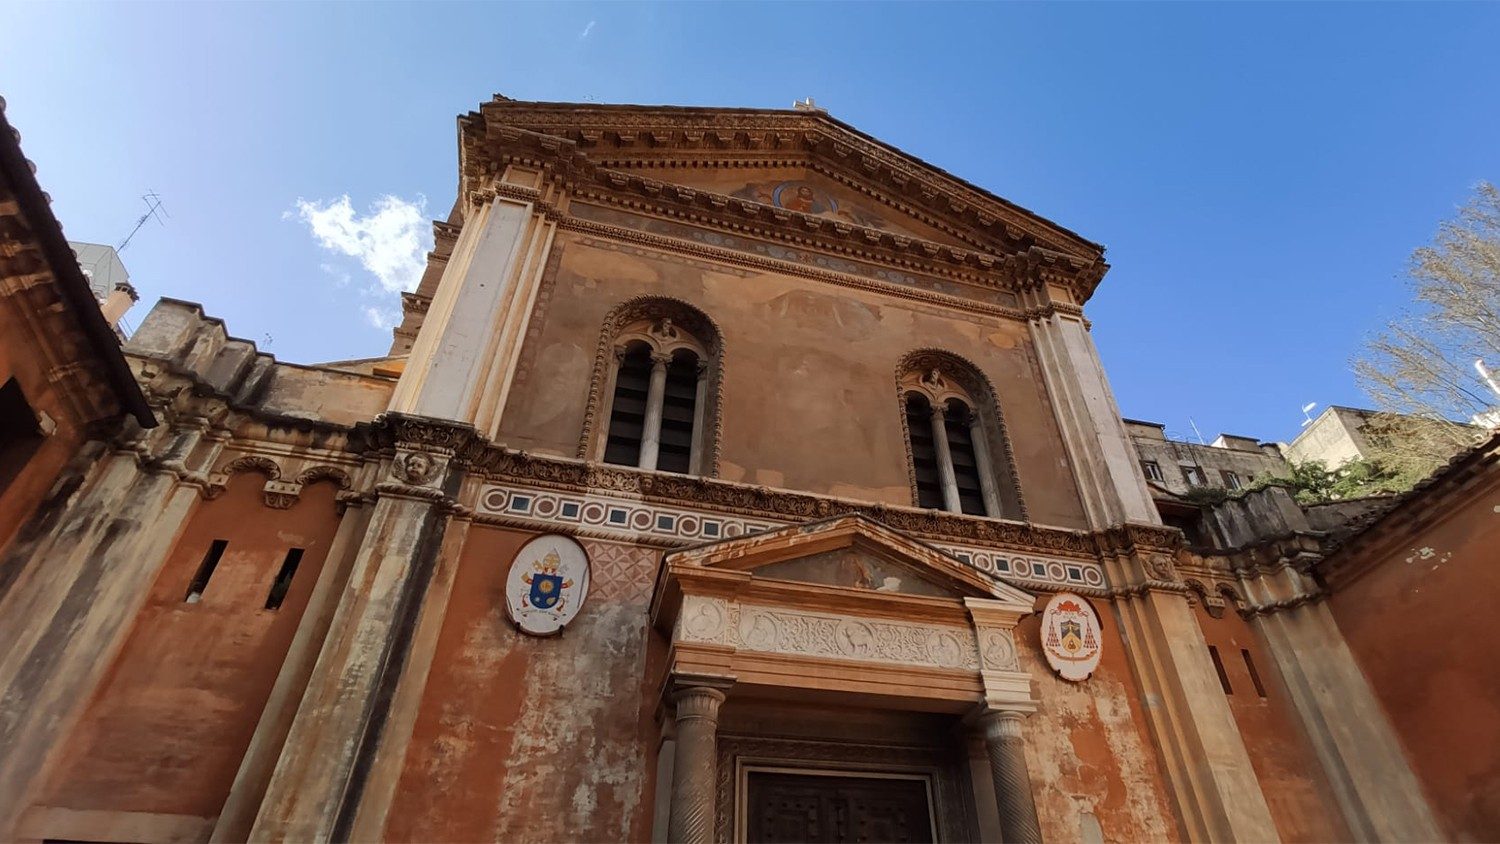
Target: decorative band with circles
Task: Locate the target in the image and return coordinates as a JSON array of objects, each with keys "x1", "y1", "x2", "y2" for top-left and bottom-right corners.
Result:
[{"x1": 475, "y1": 482, "x2": 1106, "y2": 591}]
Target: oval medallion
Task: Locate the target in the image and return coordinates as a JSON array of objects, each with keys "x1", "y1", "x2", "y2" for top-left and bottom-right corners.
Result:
[
  {"x1": 1040, "y1": 592, "x2": 1103, "y2": 681},
  {"x1": 505, "y1": 534, "x2": 590, "y2": 636}
]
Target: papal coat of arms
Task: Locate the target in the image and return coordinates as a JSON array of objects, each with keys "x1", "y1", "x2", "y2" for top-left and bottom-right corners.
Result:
[
  {"x1": 504, "y1": 535, "x2": 590, "y2": 636},
  {"x1": 1040, "y1": 592, "x2": 1103, "y2": 681}
]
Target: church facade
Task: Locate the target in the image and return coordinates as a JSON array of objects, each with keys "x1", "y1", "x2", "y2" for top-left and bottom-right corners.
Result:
[{"x1": 0, "y1": 96, "x2": 1488, "y2": 843}]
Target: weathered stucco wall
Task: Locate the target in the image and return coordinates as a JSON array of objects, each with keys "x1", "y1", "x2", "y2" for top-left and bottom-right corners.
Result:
[
  {"x1": 36, "y1": 473, "x2": 342, "y2": 819},
  {"x1": 0, "y1": 298, "x2": 95, "y2": 561},
  {"x1": 385, "y1": 528, "x2": 662, "y2": 843},
  {"x1": 1190, "y1": 602, "x2": 1349, "y2": 841},
  {"x1": 1328, "y1": 488, "x2": 1500, "y2": 841},
  {"x1": 1013, "y1": 600, "x2": 1179, "y2": 842},
  {"x1": 500, "y1": 228, "x2": 1088, "y2": 529}
]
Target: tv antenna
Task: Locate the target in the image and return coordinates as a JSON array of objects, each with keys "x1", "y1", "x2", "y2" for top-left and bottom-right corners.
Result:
[
  {"x1": 1299, "y1": 402, "x2": 1318, "y2": 427},
  {"x1": 1187, "y1": 417, "x2": 1206, "y2": 445},
  {"x1": 118, "y1": 190, "x2": 169, "y2": 252}
]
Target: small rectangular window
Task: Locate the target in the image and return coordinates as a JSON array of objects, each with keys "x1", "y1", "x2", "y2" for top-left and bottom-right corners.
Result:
[
  {"x1": 1208, "y1": 645, "x2": 1233, "y2": 694},
  {"x1": 1222, "y1": 470, "x2": 1242, "y2": 490},
  {"x1": 264, "y1": 548, "x2": 305, "y2": 610},
  {"x1": 1241, "y1": 648, "x2": 1268, "y2": 697},
  {"x1": 185, "y1": 539, "x2": 228, "y2": 603},
  {"x1": 1181, "y1": 465, "x2": 1207, "y2": 487},
  {"x1": 1141, "y1": 460, "x2": 1164, "y2": 482}
]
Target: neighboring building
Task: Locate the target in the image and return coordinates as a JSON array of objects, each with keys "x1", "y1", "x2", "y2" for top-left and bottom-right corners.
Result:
[
  {"x1": 1282, "y1": 405, "x2": 1384, "y2": 468},
  {"x1": 69, "y1": 241, "x2": 139, "y2": 333},
  {"x1": 1282, "y1": 403, "x2": 1483, "y2": 469},
  {"x1": 1125, "y1": 419, "x2": 1287, "y2": 496},
  {"x1": 0, "y1": 94, "x2": 1485, "y2": 844}
]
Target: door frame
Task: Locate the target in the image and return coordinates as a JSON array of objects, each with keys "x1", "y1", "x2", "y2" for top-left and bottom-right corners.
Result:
[{"x1": 734, "y1": 760, "x2": 940, "y2": 844}]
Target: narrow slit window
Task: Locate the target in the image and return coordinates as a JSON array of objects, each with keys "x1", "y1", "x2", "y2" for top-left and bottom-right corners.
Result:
[
  {"x1": 185, "y1": 539, "x2": 228, "y2": 603},
  {"x1": 1208, "y1": 645, "x2": 1233, "y2": 695},
  {"x1": 1241, "y1": 648, "x2": 1268, "y2": 698},
  {"x1": 264, "y1": 548, "x2": 305, "y2": 610}
]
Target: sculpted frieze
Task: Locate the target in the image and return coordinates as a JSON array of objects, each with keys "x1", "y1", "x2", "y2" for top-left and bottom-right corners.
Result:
[{"x1": 676, "y1": 596, "x2": 980, "y2": 671}]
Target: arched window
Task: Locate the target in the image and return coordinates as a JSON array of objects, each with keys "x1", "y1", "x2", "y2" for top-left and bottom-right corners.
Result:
[
  {"x1": 897, "y1": 350, "x2": 1025, "y2": 519},
  {"x1": 584, "y1": 299, "x2": 722, "y2": 476}
]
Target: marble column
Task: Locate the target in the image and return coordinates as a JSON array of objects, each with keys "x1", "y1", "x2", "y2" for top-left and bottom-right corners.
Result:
[
  {"x1": 966, "y1": 410, "x2": 1003, "y2": 518},
  {"x1": 667, "y1": 684, "x2": 727, "y2": 844},
  {"x1": 979, "y1": 710, "x2": 1042, "y2": 844},
  {"x1": 928, "y1": 404, "x2": 962, "y2": 513},
  {"x1": 638, "y1": 352, "x2": 671, "y2": 471},
  {"x1": 686, "y1": 358, "x2": 709, "y2": 476}
]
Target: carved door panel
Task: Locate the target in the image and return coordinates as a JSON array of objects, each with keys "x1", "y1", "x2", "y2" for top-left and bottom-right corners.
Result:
[{"x1": 746, "y1": 771, "x2": 934, "y2": 843}]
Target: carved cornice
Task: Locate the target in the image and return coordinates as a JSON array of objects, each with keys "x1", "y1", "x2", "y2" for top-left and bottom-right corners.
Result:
[
  {"x1": 353, "y1": 413, "x2": 1121, "y2": 563},
  {"x1": 458, "y1": 110, "x2": 1110, "y2": 304},
  {"x1": 465, "y1": 99, "x2": 1104, "y2": 261}
]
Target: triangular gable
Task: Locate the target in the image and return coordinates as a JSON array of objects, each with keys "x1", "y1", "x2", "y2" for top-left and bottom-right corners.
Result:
[
  {"x1": 627, "y1": 165, "x2": 971, "y2": 248},
  {"x1": 467, "y1": 98, "x2": 1105, "y2": 264},
  {"x1": 664, "y1": 514, "x2": 1035, "y2": 607}
]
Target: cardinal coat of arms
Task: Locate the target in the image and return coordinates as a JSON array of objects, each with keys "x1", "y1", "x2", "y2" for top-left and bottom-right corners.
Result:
[{"x1": 1040, "y1": 592, "x2": 1103, "y2": 681}]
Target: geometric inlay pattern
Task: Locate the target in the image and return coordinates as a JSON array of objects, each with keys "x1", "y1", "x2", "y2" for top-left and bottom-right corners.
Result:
[
  {"x1": 579, "y1": 539, "x2": 657, "y2": 607},
  {"x1": 476, "y1": 481, "x2": 1106, "y2": 592}
]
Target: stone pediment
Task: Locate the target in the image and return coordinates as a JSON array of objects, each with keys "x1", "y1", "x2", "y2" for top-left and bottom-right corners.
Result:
[
  {"x1": 660, "y1": 514, "x2": 1035, "y2": 610},
  {"x1": 611, "y1": 164, "x2": 972, "y2": 249},
  {"x1": 649, "y1": 514, "x2": 1039, "y2": 716},
  {"x1": 459, "y1": 97, "x2": 1111, "y2": 304}
]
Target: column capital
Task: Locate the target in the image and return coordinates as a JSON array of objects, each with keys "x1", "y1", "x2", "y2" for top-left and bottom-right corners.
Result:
[
  {"x1": 650, "y1": 350, "x2": 674, "y2": 368},
  {"x1": 978, "y1": 708, "x2": 1031, "y2": 739}
]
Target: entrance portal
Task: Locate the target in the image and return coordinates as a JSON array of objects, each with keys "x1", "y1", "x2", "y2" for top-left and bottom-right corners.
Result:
[{"x1": 745, "y1": 770, "x2": 935, "y2": 843}]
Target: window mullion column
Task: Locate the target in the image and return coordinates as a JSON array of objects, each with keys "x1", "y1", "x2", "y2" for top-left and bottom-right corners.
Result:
[
  {"x1": 686, "y1": 358, "x2": 709, "y2": 476},
  {"x1": 967, "y1": 411, "x2": 1004, "y2": 518},
  {"x1": 638, "y1": 352, "x2": 671, "y2": 471},
  {"x1": 929, "y1": 404, "x2": 963, "y2": 514}
]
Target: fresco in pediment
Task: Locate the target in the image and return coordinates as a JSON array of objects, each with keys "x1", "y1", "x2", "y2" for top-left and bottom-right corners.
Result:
[
  {"x1": 627, "y1": 166, "x2": 970, "y2": 246},
  {"x1": 730, "y1": 179, "x2": 891, "y2": 230}
]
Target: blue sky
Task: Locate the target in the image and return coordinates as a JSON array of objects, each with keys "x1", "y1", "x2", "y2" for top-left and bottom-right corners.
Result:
[{"x1": 4, "y1": 2, "x2": 1498, "y2": 444}]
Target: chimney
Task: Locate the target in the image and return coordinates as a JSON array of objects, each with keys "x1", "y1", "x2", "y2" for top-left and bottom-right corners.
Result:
[{"x1": 100, "y1": 280, "x2": 139, "y2": 329}]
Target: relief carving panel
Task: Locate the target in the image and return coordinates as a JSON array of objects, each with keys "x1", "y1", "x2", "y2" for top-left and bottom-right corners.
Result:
[{"x1": 676, "y1": 596, "x2": 979, "y2": 671}]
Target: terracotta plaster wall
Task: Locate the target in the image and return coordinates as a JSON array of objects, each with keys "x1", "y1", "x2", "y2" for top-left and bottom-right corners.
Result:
[
  {"x1": 36, "y1": 474, "x2": 342, "y2": 819},
  {"x1": 500, "y1": 229, "x2": 1088, "y2": 529},
  {"x1": 1328, "y1": 487, "x2": 1500, "y2": 840},
  {"x1": 1190, "y1": 603, "x2": 1348, "y2": 842},
  {"x1": 1012, "y1": 600, "x2": 1179, "y2": 842},
  {"x1": 0, "y1": 302, "x2": 94, "y2": 559},
  {"x1": 385, "y1": 527, "x2": 662, "y2": 843}
]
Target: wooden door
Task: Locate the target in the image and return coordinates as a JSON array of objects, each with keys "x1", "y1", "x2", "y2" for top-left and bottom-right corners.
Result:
[{"x1": 746, "y1": 770, "x2": 935, "y2": 843}]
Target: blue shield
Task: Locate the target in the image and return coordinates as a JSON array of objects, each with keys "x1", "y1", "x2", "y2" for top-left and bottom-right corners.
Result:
[{"x1": 529, "y1": 573, "x2": 564, "y2": 609}]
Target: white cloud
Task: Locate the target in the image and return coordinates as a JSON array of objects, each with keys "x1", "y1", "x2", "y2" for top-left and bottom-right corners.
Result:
[
  {"x1": 579, "y1": 19, "x2": 596, "y2": 40},
  {"x1": 291, "y1": 194, "x2": 432, "y2": 330}
]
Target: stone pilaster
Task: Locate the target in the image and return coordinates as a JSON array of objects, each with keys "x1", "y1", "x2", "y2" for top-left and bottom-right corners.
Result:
[
  {"x1": 0, "y1": 419, "x2": 218, "y2": 837},
  {"x1": 209, "y1": 495, "x2": 376, "y2": 843},
  {"x1": 1240, "y1": 559, "x2": 1442, "y2": 840},
  {"x1": 980, "y1": 710, "x2": 1042, "y2": 844},
  {"x1": 1025, "y1": 289, "x2": 1157, "y2": 528},
  {"x1": 1101, "y1": 527, "x2": 1279, "y2": 842},
  {"x1": 248, "y1": 415, "x2": 473, "y2": 843},
  {"x1": 389, "y1": 169, "x2": 559, "y2": 438},
  {"x1": 667, "y1": 681, "x2": 730, "y2": 844}
]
